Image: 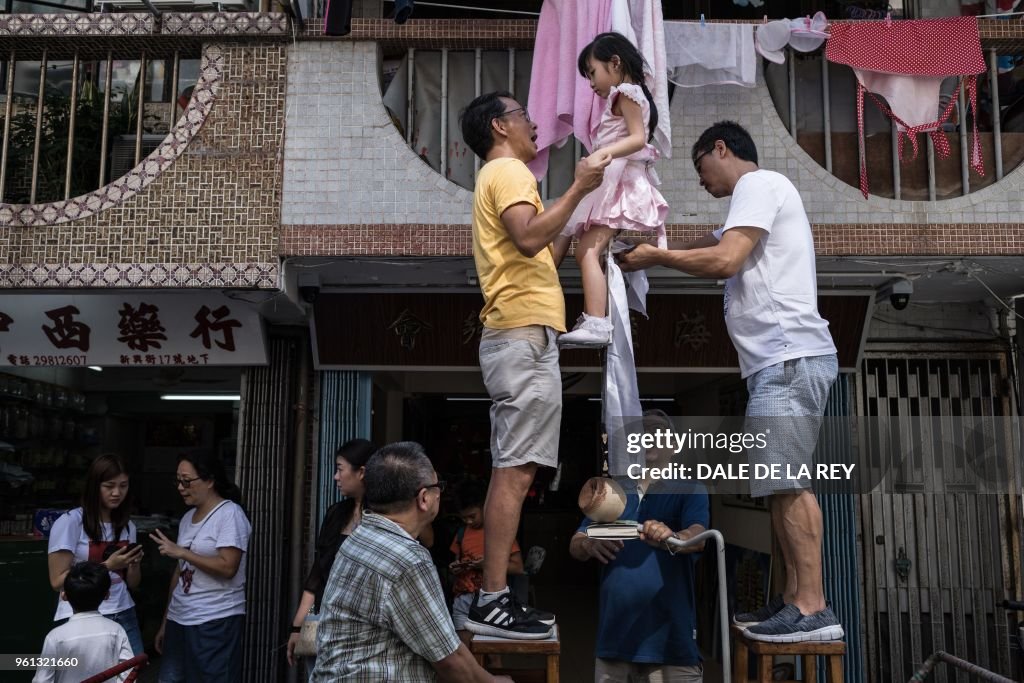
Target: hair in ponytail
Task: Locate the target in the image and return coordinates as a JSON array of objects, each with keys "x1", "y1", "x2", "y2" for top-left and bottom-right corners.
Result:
[{"x1": 577, "y1": 32, "x2": 659, "y2": 143}]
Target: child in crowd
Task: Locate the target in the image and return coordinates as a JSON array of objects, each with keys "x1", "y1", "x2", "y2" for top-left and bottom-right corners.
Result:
[
  {"x1": 449, "y1": 479, "x2": 525, "y2": 644},
  {"x1": 34, "y1": 561, "x2": 134, "y2": 683},
  {"x1": 558, "y1": 32, "x2": 669, "y2": 349}
]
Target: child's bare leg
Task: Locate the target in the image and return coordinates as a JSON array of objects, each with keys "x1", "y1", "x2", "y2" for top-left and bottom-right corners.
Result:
[{"x1": 575, "y1": 225, "x2": 616, "y2": 318}]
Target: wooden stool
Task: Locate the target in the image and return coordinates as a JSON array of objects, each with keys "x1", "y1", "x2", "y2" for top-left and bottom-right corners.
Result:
[
  {"x1": 731, "y1": 624, "x2": 845, "y2": 683},
  {"x1": 469, "y1": 625, "x2": 560, "y2": 683}
]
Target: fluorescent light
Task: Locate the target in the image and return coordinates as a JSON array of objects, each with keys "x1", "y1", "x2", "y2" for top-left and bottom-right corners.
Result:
[
  {"x1": 161, "y1": 394, "x2": 241, "y2": 401},
  {"x1": 88, "y1": 366, "x2": 103, "y2": 372}
]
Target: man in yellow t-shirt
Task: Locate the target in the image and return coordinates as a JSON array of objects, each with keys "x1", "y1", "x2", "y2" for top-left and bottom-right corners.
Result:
[{"x1": 458, "y1": 91, "x2": 607, "y2": 639}]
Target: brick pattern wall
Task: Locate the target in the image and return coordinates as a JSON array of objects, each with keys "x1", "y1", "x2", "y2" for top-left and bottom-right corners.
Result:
[{"x1": 0, "y1": 42, "x2": 286, "y2": 288}]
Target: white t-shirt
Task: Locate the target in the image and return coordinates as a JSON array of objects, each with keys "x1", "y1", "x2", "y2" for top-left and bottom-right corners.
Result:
[
  {"x1": 33, "y1": 611, "x2": 134, "y2": 683},
  {"x1": 713, "y1": 169, "x2": 837, "y2": 378},
  {"x1": 166, "y1": 500, "x2": 250, "y2": 626},
  {"x1": 48, "y1": 508, "x2": 137, "y2": 621}
]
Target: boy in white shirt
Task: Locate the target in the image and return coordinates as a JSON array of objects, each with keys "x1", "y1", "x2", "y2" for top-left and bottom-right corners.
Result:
[{"x1": 34, "y1": 561, "x2": 135, "y2": 683}]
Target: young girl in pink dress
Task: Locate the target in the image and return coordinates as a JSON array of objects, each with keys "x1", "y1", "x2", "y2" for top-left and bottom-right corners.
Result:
[{"x1": 557, "y1": 32, "x2": 668, "y2": 349}]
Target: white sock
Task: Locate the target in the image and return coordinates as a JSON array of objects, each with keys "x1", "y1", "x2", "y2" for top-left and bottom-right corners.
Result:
[{"x1": 477, "y1": 587, "x2": 509, "y2": 606}]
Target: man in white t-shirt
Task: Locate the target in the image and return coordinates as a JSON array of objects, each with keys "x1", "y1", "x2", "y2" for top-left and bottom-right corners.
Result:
[{"x1": 617, "y1": 121, "x2": 843, "y2": 643}]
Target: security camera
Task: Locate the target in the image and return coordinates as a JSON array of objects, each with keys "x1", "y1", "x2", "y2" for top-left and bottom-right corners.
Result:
[
  {"x1": 297, "y1": 272, "x2": 320, "y2": 305},
  {"x1": 876, "y1": 278, "x2": 912, "y2": 311}
]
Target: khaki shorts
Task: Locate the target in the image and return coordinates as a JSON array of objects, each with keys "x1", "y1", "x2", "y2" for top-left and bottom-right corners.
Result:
[
  {"x1": 594, "y1": 658, "x2": 703, "y2": 683},
  {"x1": 479, "y1": 325, "x2": 561, "y2": 469}
]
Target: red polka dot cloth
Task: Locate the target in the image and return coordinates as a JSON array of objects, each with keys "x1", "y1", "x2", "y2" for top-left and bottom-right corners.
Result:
[{"x1": 826, "y1": 16, "x2": 986, "y2": 198}]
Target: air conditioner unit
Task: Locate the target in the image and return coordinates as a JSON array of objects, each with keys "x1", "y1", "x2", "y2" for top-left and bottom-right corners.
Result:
[{"x1": 109, "y1": 134, "x2": 166, "y2": 181}]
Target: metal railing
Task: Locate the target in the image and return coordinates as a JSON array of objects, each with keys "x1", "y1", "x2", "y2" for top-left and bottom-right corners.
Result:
[
  {"x1": 0, "y1": 50, "x2": 198, "y2": 205},
  {"x1": 775, "y1": 47, "x2": 1019, "y2": 201},
  {"x1": 395, "y1": 47, "x2": 581, "y2": 198}
]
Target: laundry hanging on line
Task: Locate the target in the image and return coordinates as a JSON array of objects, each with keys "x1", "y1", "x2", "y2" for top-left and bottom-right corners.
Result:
[
  {"x1": 825, "y1": 15, "x2": 987, "y2": 198},
  {"x1": 664, "y1": 22, "x2": 756, "y2": 88}
]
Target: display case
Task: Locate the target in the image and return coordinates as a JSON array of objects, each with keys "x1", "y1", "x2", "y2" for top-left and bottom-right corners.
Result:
[{"x1": 0, "y1": 371, "x2": 94, "y2": 538}]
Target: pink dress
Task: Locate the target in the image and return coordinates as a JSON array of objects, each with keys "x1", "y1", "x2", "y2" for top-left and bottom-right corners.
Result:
[{"x1": 565, "y1": 83, "x2": 668, "y2": 247}]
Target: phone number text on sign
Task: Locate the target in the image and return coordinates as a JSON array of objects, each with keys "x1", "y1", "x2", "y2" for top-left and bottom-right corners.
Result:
[{"x1": 5, "y1": 354, "x2": 88, "y2": 367}]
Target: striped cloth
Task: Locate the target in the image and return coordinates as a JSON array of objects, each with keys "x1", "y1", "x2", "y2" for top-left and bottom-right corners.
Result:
[{"x1": 312, "y1": 512, "x2": 460, "y2": 682}]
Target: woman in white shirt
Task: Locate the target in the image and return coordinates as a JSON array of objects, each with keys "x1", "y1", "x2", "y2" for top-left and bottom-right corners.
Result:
[
  {"x1": 46, "y1": 454, "x2": 145, "y2": 655},
  {"x1": 151, "y1": 452, "x2": 250, "y2": 683}
]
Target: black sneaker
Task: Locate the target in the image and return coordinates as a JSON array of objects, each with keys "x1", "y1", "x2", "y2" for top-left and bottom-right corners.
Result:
[
  {"x1": 733, "y1": 594, "x2": 785, "y2": 628},
  {"x1": 465, "y1": 591, "x2": 553, "y2": 640},
  {"x1": 510, "y1": 594, "x2": 555, "y2": 626}
]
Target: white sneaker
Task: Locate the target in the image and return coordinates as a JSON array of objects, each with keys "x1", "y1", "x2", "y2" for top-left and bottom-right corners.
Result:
[{"x1": 558, "y1": 314, "x2": 613, "y2": 349}]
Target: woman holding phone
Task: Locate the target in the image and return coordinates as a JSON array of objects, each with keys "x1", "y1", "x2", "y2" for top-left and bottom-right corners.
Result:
[
  {"x1": 152, "y1": 451, "x2": 250, "y2": 683},
  {"x1": 47, "y1": 453, "x2": 145, "y2": 654}
]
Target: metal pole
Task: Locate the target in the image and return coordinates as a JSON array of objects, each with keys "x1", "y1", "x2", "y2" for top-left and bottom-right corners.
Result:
[
  {"x1": 287, "y1": 338, "x2": 310, "y2": 683},
  {"x1": 988, "y1": 50, "x2": 1003, "y2": 181},
  {"x1": 787, "y1": 47, "x2": 797, "y2": 136},
  {"x1": 439, "y1": 49, "x2": 448, "y2": 179},
  {"x1": 30, "y1": 50, "x2": 47, "y2": 204},
  {"x1": 168, "y1": 51, "x2": 180, "y2": 126},
  {"x1": 926, "y1": 135, "x2": 936, "y2": 201},
  {"x1": 64, "y1": 52, "x2": 80, "y2": 200},
  {"x1": 473, "y1": 48, "x2": 481, "y2": 177},
  {"x1": 821, "y1": 55, "x2": 832, "y2": 173},
  {"x1": 958, "y1": 80, "x2": 969, "y2": 195},
  {"x1": 0, "y1": 54, "x2": 16, "y2": 202},
  {"x1": 405, "y1": 48, "x2": 415, "y2": 145},
  {"x1": 134, "y1": 53, "x2": 146, "y2": 166},
  {"x1": 891, "y1": 120, "x2": 901, "y2": 201},
  {"x1": 661, "y1": 528, "x2": 732, "y2": 683},
  {"x1": 908, "y1": 650, "x2": 1015, "y2": 683},
  {"x1": 99, "y1": 51, "x2": 112, "y2": 188}
]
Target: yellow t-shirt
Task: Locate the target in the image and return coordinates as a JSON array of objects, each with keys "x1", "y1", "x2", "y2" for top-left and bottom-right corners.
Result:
[{"x1": 471, "y1": 157, "x2": 567, "y2": 332}]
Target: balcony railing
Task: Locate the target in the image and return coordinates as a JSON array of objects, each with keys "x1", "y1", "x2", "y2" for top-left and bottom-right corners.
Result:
[{"x1": 0, "y1": 51, "x2": 201, "y2": 204}]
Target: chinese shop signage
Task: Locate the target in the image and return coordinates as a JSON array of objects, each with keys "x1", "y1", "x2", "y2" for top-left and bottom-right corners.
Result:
[{"x1": 0, "y1": 294, "x2": 266, "y2": 367}]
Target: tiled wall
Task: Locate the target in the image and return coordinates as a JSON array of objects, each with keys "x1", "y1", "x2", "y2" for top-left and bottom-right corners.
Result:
[
  {"x1": 280, "y1": 40, "x2": 1024, "y2": 257},
  {"x1": 0, "y1": 42, "x2": 286, "y2": 288}
]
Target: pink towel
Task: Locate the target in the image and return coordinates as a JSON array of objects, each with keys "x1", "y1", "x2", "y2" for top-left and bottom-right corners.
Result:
[{"x1": 527, "y1": 0, "x2": 614, "y2": 179}]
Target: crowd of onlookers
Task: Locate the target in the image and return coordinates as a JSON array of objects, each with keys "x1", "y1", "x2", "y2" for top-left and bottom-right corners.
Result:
[{"x1": 36, "y1": 428, "x2": 710, "y2": 683}]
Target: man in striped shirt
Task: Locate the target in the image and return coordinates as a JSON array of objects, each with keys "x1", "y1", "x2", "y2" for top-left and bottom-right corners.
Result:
[{"x1": 312, "y1": 442, "x2": 511, "y2": 682}]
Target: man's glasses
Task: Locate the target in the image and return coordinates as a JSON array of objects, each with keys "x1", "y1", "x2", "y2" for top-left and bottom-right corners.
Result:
[
  {"x1": 175, "y1": 476, "x2": 202, "y2": 488},
  {"x1": 421, "y1": 480, "x2": 447, "y2": 494},
  {"x1": 693, "y1": 149, "x2": 711, "y2": 172},
  {"x1": 497, "y1": 107, "x2": 532, "y2": 124}
]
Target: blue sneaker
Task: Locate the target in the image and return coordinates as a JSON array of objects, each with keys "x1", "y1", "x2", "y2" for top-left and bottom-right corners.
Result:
[{"x1": 745, "y1": 603, "x2": 845, "y2": 643}]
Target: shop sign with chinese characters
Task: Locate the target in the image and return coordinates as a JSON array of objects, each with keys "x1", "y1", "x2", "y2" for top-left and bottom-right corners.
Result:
[{"x1": 0, "y1": 294, "x2": 266, "y2": 367}]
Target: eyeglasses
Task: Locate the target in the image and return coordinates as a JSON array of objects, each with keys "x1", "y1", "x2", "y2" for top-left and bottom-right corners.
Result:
[
  {"x1": 496, "y1": 107, "x2": 532, "y2": 124},
  {"x1": 174, "y1": 476, "x2": 202, "y2": 488},
  {"x1": 421, "y1": 480, "x2": 447, "y2": 494},
  {"x1": 693, "y1": 149, "x2": 711, "y2": 172}
]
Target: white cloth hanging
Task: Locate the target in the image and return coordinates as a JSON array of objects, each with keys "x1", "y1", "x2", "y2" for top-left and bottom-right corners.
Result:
[{"x1": 665, "y1": 22, "x2": 757, "y2": 88}]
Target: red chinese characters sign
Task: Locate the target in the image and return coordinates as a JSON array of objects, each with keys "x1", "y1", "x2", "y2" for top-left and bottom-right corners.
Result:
[{"x1": 0, "y1": 294, "x2": 266, "y2": 367}]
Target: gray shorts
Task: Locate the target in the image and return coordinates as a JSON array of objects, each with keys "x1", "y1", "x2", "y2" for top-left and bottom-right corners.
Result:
[
  {"x1": 745, "y1": 354, "x2": 838, "y2": 498},
  {"x1": 479, "y1": 325, "x2": 561, "y2": 469}
]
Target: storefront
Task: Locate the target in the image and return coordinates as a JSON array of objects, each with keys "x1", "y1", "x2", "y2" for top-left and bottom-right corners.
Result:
[
  {"x1": 308, "y1": 283, "x2": 871, "y2": 676},
  {"x1": 0, "y1": 292, "x2": 265, "y2": 663}
]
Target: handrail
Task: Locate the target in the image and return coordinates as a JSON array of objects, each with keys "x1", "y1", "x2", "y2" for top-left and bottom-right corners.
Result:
[
  {"x1": 659, "y1": 527, "x2": 732, "y2": 683},
  {"x1": 908, "y1": 651, "x2": 1015, "y2": 683}
]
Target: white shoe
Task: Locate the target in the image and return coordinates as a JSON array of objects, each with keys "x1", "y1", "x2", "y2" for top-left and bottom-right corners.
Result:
[{"x1": 558, "y1": 314, "x2": 613, "y2": 349}]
